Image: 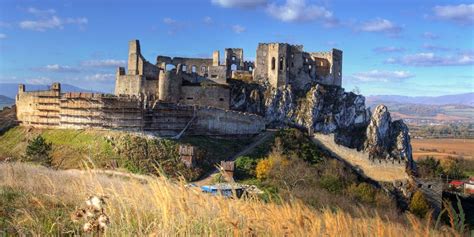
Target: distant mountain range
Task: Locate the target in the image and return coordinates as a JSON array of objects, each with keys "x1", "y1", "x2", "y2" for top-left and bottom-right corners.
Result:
[
  {"x1": 0, "y1": 83, "x2": 103, "y2": 99},
  {"x1": 0, "y1": 95, "x2": 14, "y2": 109},
  {"x1": 367, "y1": 93, "x2": 474, "y2": 107},
  {"x1": 366, "y1": 93, "x2": 474, "y2": 124}
]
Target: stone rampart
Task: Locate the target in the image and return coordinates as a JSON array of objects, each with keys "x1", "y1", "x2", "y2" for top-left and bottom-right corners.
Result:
[
  {"x1": 16, "y1": 84, "x2": 264, "y2": 136},
  {"x1": 312, "y1": 133, "x2": 408, "y2": 182}
]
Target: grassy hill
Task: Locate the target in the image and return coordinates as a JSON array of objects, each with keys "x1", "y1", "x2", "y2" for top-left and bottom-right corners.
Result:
[
  {"x1": 0, "y1": 162, "x2": 455, "y2": 236},
  {"x1": 0, "y1": 126, "x2": 252, "y2": 180}
]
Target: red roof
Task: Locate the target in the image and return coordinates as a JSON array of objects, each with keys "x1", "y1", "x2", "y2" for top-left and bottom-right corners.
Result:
[{"x1": 449, "y1": 180, "x2": 464, "y2": 187}]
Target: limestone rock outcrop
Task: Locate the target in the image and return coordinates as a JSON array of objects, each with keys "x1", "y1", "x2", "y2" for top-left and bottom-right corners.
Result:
[
  {"x1": 230, "y1": 81, "x2": 413, "y2": 164},
  {"x1": 364, "y1": 105, "x2": 413, "y2": 165}
]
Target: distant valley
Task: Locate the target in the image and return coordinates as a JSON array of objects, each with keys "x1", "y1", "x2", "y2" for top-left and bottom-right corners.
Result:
[{"x1": 366, "y1": 93, "x2": 474, "y2": 125}]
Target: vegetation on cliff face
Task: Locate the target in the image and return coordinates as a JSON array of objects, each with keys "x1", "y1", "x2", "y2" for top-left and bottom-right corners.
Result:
[
  {"x1": 0, "y1": 163, "x2": 458, "y2": 236},
  {"x1": 235, "y1": 128, "x2": 400, "y2": 219}
]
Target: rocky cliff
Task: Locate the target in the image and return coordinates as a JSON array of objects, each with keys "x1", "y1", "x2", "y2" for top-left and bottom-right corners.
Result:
[{"x1": 229, "y1": 80, "x2": 413, "y2": 167}]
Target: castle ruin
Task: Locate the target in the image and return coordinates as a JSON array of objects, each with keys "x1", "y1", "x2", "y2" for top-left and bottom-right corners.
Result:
[{"x1": 16, "y1": 40, "x2": 343, "y2": 136}]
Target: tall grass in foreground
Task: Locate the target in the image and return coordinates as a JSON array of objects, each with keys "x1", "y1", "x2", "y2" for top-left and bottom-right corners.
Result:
[{"x1": 0, "y1": 163, "x2": 457, "y2": 236}]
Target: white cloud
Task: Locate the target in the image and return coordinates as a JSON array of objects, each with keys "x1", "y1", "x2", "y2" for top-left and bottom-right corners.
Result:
[
  {"x1": 211, "y1": 0, "x2": 267, "y2": 9},
  {"x1": 421, "y1": 32, "x2": 439, "y2": 40},
  {"x1": 19, "y1": 16, "x2": 87, "y2": 31},
  {"x1": 232, "y1": 24, "x2": 246, "y2": 33},
  {"x1": 18, "y1": 7, "x2": 87, "y2": 31},
  {"x1": 433, "y1": 4, "x2": 474, "y2": 25},
  {"x1": 373, "y1": 46, "x2": 405, "y2": 53},
  {"x1": 385, "y1": 51, "x2": 474, "y2": 67},
  {"x1": 36, "y1": 64, "x2": 80, "y2": 73},
  {"x1": 27, "y1": 7, "x2": 56, "y2": 16},
  {"x1": 80, "y1": 59, "x2": 126, "y2": 68},
  {"x1": 421, "y1": 44, "x2": 451, "y2": 51},
  {"x1": 85, "y1": 73, "x2": 115, "y2": 81},
  {"x1": 352, "y1": 70, "x2": 414, "y2": 82},
  {"x1": 266, "y1": 0, "x2": 334, "y2": 23},
  {"x1": 358, "y1": 18, "x2": 402, "y2": 35},
  {"x1": 0, "y1": 33, "x2": 6, "y2": 39},
  {"x1": 28, "y1": 77, "x2": 53, "y2": 85}
]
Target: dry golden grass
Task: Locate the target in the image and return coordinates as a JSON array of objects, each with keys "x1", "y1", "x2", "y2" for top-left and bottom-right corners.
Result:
[
  {"x1": 412, "y1": 138, "x2": 474, "y2": 160},
  {"x1": 0, "y1": 162, "x2": 457, "y2": 236}
]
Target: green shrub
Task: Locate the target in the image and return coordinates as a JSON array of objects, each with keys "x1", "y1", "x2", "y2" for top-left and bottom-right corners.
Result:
[
  {"x1": 347, "y1": 183, "x2": 376, "y2": 204},
  {"x1": 409, "y1": 190, "x2": 430, "y2": 218},
  {"x1": 235, "y1": 156, "x2": 258, "y2": 180},
  {"x1": 318, "y1": 175, "x2": 344, "y2": 194},
  {"x1": 23, "y1": 135, "x2": 52, "y2": 167}
]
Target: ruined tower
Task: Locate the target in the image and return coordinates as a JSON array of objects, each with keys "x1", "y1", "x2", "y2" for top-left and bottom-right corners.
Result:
[{"x1": 254, "y1": 43, "x2": 343, "y2": 89}]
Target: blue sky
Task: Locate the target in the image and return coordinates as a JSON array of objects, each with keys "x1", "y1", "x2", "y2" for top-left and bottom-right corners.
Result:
[{"x1": 0, "y1": 0, "x2": 473, "y2": 96}]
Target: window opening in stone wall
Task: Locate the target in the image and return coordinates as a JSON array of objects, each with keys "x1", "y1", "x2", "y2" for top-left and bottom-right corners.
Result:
[
  {"x1": 231, "y1": 64, "x2": 237, "y2": 71},
  {"x1": 279, "y1": 57, "x2": 284, "y2": 71},
  {"x1": 271, "y1": 57, "x2": 276, "y2": 70},
  {"x1": 186, "y1": 97, "x2": 193, "y2": 100},
  {"x1": 232, "y1": 56, "x2": 236, "y2": 61},
  {"x1": 201, "y1": 66, "x2": 206, "y2": 73},
  {"x1": 192, "y1": 65, "x2": 197, "y2": 73},
  {"x1": 211, "y1": 75, "x2": 217, "y2": 78},
  {"x1": 219, "y1": 98, "x2": 224, "y2": 101},
  {"x1": 166, "y1": 64, "x2": 176, "y2": 71},
  {"x1": 182, "y1": 65, "x2": 187, "y2": 72},
  {"x1": 248, "y1": 66, "x2": 253, "y2": 71}
]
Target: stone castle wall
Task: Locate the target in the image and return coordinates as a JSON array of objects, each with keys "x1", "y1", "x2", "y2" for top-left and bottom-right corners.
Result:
[
  {"x1": 312, "y1": 133, "x2": 408, "y2": 182},
  {"x1": 16, "y1": 84, "x2": 264, "y2": 136},
  {"x1": 253, "y1": 43, "x2": 342, "y2": 90}
]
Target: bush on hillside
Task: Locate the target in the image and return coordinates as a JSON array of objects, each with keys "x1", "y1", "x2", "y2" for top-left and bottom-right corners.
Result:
[
  {"x1": 256, "y1": 158, "x2": 273, "y2": 180},
  {"x1": 235, "y1": 156, "x2": 258, "y2": 179},
  {"x1": 23, "y1": 135, "x2": 53, "y2": 167},
  {"x1": 416, "y1": 157, "x2": 444, "y2": 178},
  {"x1": 409, "y1": 190, "x2": 430, "y2": 218},
  {"x1": 347, "y1": 183, "x2": 377, "y2": 204}
]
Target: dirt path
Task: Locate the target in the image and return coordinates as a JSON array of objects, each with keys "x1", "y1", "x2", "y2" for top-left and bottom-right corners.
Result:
[{"x1": 193, "y1": 130, "x2": 275, "y2": 186}]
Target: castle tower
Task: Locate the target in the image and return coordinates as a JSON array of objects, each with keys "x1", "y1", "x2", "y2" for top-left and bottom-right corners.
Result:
[
  {"x1": 254, "y1": 43, "x2": 290, "y2": 88},
  {"x1": 212, "y1": 50, "x2": 220, "y2": 66},
  {"x1": 224, "y1": 48, "x2": 244, "y2": 77},
  {"x1": 331, "y1": 49, "x2": 343, "y2": 86},
  {"x1": 128, "y1": 39, "x2": 142, "y2": 75}
]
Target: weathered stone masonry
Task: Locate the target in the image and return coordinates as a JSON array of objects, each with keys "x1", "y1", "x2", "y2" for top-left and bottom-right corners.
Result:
[{"x1": 17, "y1": 39, "x2": 341, "y2": 137}]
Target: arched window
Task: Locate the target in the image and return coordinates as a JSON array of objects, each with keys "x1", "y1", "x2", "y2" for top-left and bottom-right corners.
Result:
[
  {"x1": 192, "y1": 65, "x2": 197, "y2": 73},
  {"x1": 248, "y1": 66, "x2": 253, "y2": 72},
  {"x1": 182, "y1": 65, "x2": 187, "y2": 72},
  {"x1": 231, "y1": 64, "x2": 237, "y2": 71},
  {"x1": 279, "y1": 57, "x2": 284, "y2": 71},
  {"x1": 165, "y1": 64, "x2": 176, "y2": 71},
  {"x1": 271, "y1": 57, "x2": 276, "y2": 70}
]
